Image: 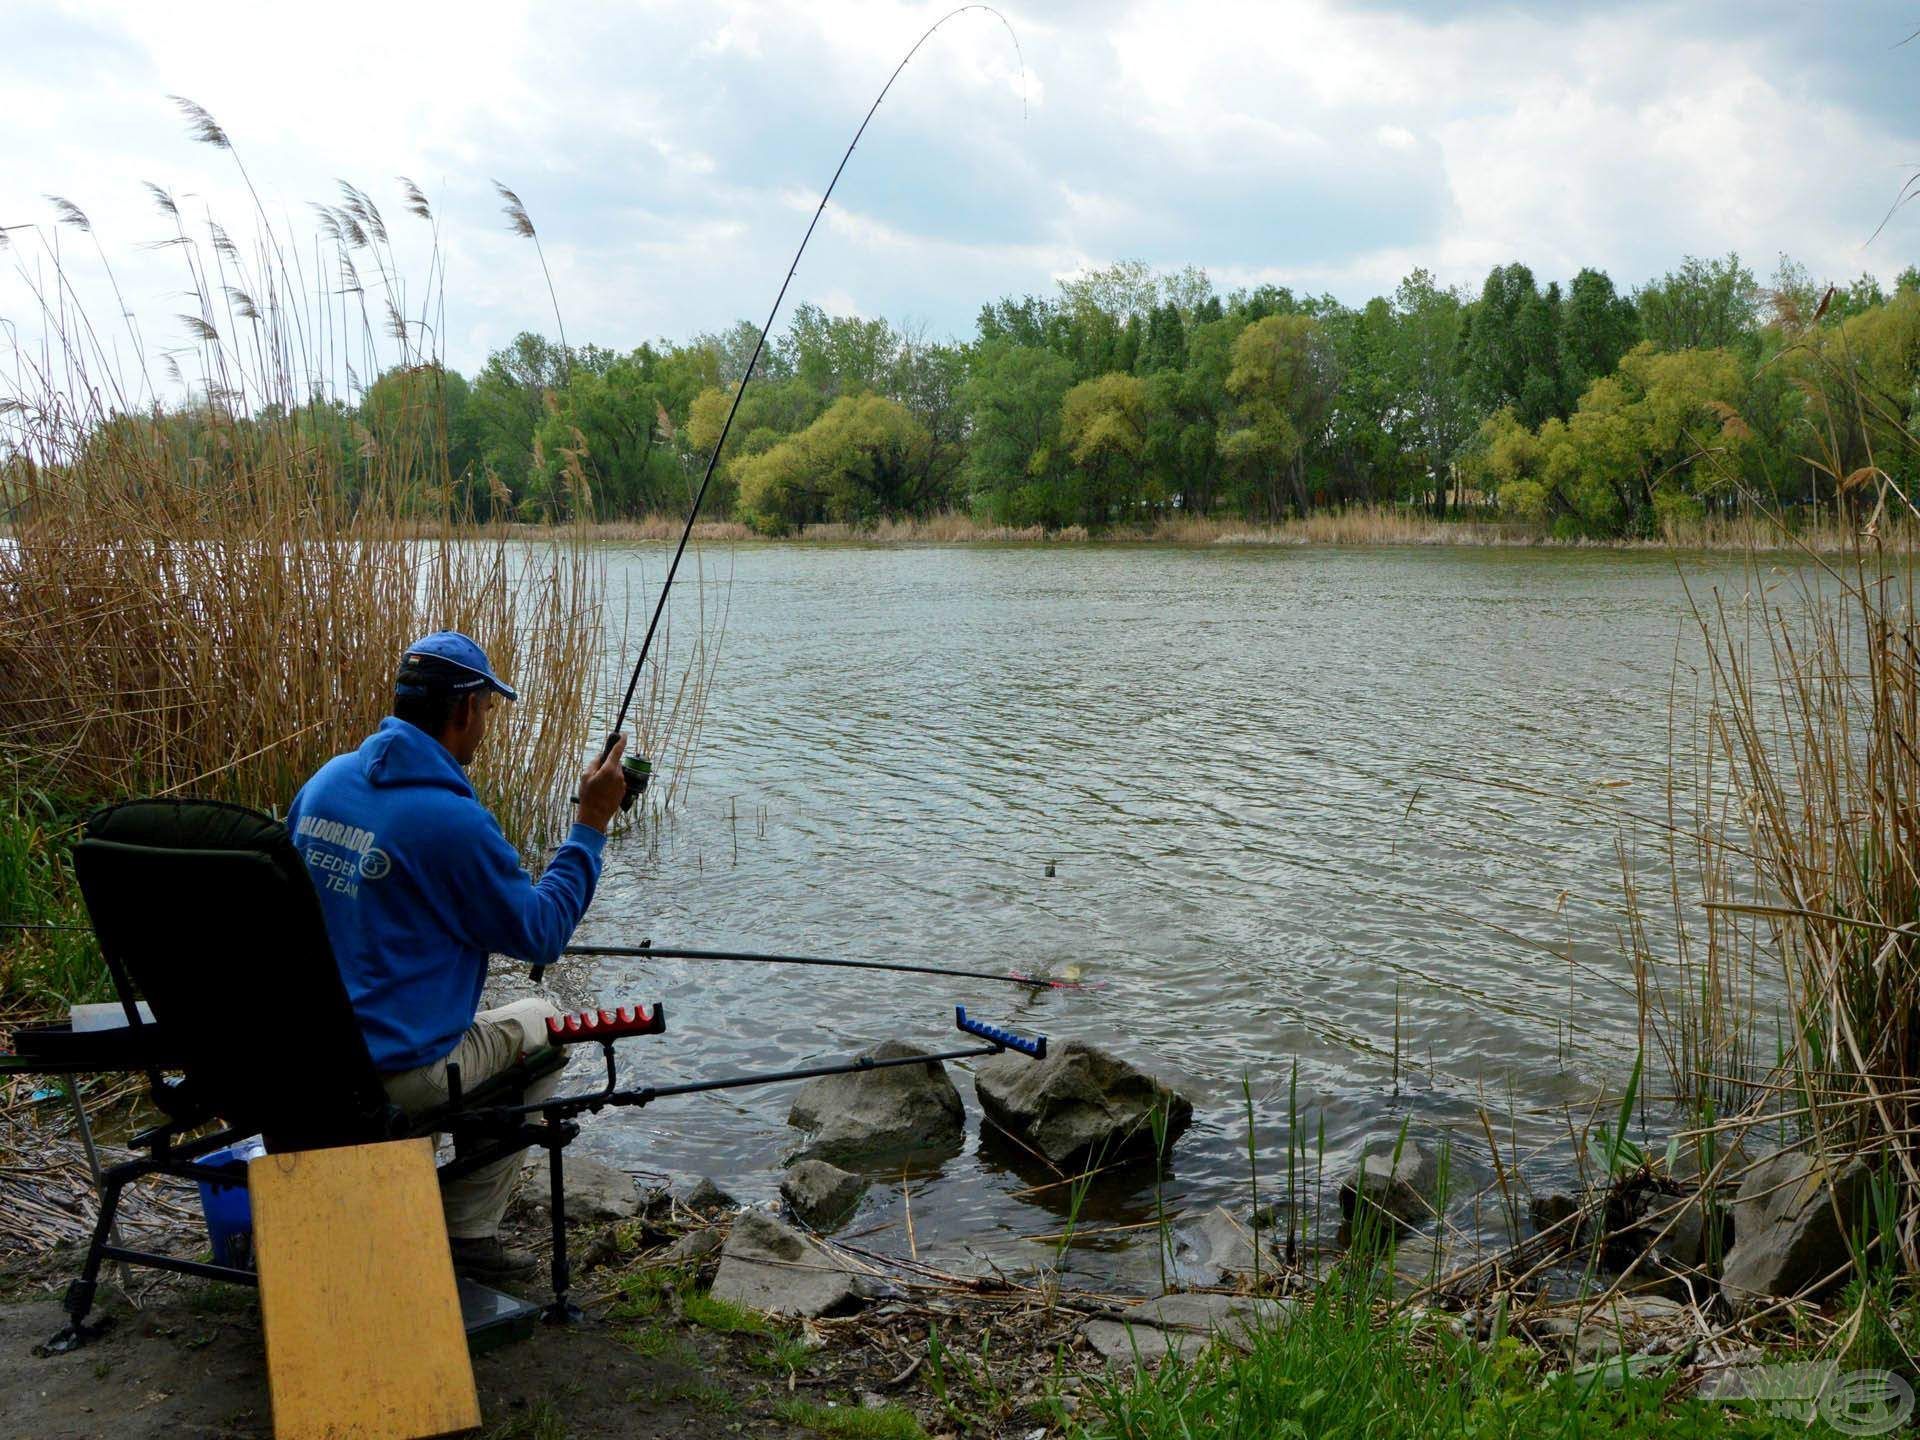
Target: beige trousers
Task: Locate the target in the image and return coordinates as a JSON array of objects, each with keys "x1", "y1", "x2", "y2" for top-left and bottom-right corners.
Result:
[{"x1": 381, "y1": 998, "x2": 566, "y2": 1239}]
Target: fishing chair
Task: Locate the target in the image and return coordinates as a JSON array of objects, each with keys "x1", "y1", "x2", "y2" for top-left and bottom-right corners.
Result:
[{"x1": 27, "y1": 797, "x2": 633, "y2": 1355}]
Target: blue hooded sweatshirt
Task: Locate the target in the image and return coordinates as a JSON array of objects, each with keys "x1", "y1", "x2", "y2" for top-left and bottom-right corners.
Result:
[{"x1": 285, "y1": 716, "x2": 606, "y2": 1072}]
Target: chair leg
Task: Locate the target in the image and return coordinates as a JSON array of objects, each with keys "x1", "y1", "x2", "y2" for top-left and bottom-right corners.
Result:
[
  {"x1": 541, "y1": 1117, "x2": 581, "y2": 1325},
  {"x1": 35, "y1": 1169, "x2": 128, "y2": 1355}
]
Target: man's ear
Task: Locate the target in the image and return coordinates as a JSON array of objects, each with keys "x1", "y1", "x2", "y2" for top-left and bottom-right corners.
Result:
[{"x1": 451, "y1": 694, "x2": 476, "y2": 733}]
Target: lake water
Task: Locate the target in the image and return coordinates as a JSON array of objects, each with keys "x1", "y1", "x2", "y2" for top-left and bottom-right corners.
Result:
[{"x1": 539, "y1": 541, "x2": 1773, "y2": 1289}]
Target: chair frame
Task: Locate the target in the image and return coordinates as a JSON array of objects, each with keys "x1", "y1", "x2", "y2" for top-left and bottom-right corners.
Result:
[{"x1": 34, "y1": 798, "x2": 591, "y2": 1355}]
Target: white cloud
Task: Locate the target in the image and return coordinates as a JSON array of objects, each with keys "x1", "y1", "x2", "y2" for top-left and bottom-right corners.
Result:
[{"x1": 2, "y1": 0, "x2": 1915, "y2": 397}]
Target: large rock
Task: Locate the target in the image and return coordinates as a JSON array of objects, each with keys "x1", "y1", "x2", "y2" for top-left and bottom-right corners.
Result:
[
  {"x1": 523, "y1": 1156, "x2": 638, "y2": 1223},
  {"x1": 710, "y1": 1210, "x2": 875, "y2": 1318},
  {"x1": 781, "y1": 1159, "x2": 869, "y2": 1231},
  {"x1": 1721, "y1": 1150, "x2": 1870, "y2": 1314},
  {"x1": 974, "y1": 1041, "x2": 1193, "y2": 1168},
  {"x1": 787, "y1": 1041, "x2": 965, "y2": 1164},
  {"x1": 1081, "y1": 1291, "x2": 1293, "y2": 1365}
]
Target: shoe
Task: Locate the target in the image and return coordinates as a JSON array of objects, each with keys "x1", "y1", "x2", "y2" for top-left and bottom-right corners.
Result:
[{"x1": 449, "y1": 1234, "x2": 540, "y2": 1282}]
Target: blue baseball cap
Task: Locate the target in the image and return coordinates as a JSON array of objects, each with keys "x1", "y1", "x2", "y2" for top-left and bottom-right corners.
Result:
[{"x1": 395, "y1": 631, "x2": 519, "y2": 702}]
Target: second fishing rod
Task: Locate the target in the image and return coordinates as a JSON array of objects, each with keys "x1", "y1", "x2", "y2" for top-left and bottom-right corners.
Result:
[
  {"x1": 561, "y1": 940, "x2": 1086, "y2": 992},
  {"x1": 533, "y1": 6, "x2": 1017, "y2": 983}
]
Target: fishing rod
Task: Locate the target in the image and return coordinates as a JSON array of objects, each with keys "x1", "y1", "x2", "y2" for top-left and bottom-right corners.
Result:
[
  {"x1": 535, "y1": 4, "x2": 1021, "y2": 983},
  {"x1": 560, "y1": 941, "x2": 1086, "y2": 991}
]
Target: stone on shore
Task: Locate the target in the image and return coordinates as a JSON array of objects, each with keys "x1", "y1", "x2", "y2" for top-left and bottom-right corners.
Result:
[
  {"x1": 787, "y1": 1041, "x2": 965, "y2": 1164},
  {"x1": 1081, "y1": 1291, "x2": 1293, "y2": 1365},
  {"x1": 973, "y1": 1040, "x2": 1194, "y2": 1168},
  {"x1": 781, "y1": 1159, "x2": 870, "y2": 1231},
  {"x1": 1339, "y1": 1137, "x2": 1442, "y2": 1230},
  {"x1": 1533, "y1": 1295, "x2": 1687, "y2": 1364},
  {"x1": 660, "y1": 1228, "x2": 724, "y2": 1266},
  {"x1": 523, "y1": 1156, "x2": 638, "y2": 1223},
  {"x1": 710, "y1": 1211, "x2": 875, "y2": 1318},
  {"x1": 681, "y1": 1177, "x2": 738, "y2": 1214},
  {"x1": 1721, "y1": 1150, "x2": 1869, "y2": 1315}
]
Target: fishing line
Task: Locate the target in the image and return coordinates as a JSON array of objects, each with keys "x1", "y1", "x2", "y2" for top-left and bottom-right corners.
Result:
[
  {"x1": 537, "y1": 5, "x2": 1026, "y2": 981},
  {"x1": 602, "y1": 3, "x2": 1024, "y2": 757}
]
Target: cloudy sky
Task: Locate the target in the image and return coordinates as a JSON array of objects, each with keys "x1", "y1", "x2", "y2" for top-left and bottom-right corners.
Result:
[{"x1": 3, "y1": 0, "x2": 1917, "y2": 383}]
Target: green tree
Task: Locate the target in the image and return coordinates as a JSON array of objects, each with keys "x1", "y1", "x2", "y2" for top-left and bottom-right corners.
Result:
[
  {"x1": 530, "y1": 352, "x2": 683, "y2": 519},
  {"x1": 781, "y1": 303, "x2": 898, "y2": 397},
  {"x1": 1635, "y1": 254, "x2": 1759, "y2": 352},
  {"x1": 1461, "y1": 263, "x2": 1566, "y2": 426},
  {"x1": 1494, "y1": 343, "x2": 1753, "y2": 535},
  {"x1": 1138, "y1": 302, "x2": 1188, "y2": 375},
  {"x1": 1385, "y1": 270, "x2": 1476, "y2": 512},
  {"x1": 961, "y1": 341, "x2": 1076, "y2": 525},
  {"x1": 733, "y1": 393, "x2": 931, "y2": 533},
  {"x1": 466, "y1": 332, "x2": 570, "y2": 512},
  {"x1": 361, "y1": 364, "x2": 477, "y2": 508},
  {"x1": 1219, "y1": 313, "x2": 1340, "y2": 518},
  {"x1": 1059, "y1": 371, "x2": 1151, "y2": 524},
  {"x1": 1559, "y1": 268, "x2": 1639, "y2": 399}
]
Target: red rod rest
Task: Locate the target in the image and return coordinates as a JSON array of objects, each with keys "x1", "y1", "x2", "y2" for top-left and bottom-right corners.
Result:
[{"x1": 545, "y1": 1004, "x2": 666, "y2": 1045}]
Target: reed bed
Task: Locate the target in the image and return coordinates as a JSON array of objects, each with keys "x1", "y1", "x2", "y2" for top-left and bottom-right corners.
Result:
[
  {"x1": 0, "y1": 105, "x2": 722, "y2": 1006},
  {"x1": 1623, "y1": 325, "x2": 1920, "y2": 1279},
  {"x1": 0, "y1": 109, "x2": 728, "y2": 849},
  {"x1": 508, "y1": 505, "x2": 1911, "y2": 554}
]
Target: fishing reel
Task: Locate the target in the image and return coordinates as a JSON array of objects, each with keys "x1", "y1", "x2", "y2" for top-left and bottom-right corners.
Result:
[
  {"x1": 570, "y1": 750, "x2": 650, "y2": 814},
  {"x1": 620, "y1": 754, "x2": 651, "y2": 812}
]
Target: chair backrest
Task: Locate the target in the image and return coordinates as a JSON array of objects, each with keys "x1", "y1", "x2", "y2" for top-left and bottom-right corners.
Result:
[{"x1": 73, "y1": 798, "x2": 395, "y2": 1150}]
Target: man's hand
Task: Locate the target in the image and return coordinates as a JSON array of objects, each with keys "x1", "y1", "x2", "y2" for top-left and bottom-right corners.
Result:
[{"x1": 576, "y1": 734, "x2": 628, "y2": 833}]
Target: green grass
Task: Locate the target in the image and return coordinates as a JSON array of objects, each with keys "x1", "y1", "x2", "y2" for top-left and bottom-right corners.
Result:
[
  {"x1": 483, "y1": 1400, "x2": 567, "y2": 1440},
  {"x1": 745, "y1": 1330, "x2": 818, "y2": 1374},
  {"x1": 0, "y1": 797, "x2": 106, "y2": 1010},
  {"x1": 616, "y1": 1325, "x2": 699, "y2": 1365},
  {"x1": 681, "y1": 1289, "x2": 777, "y2": 1336},
  {"x1": 771, "y1": 1398, "x2": 929, "y2": 1440},
  {"x1": 608, "y1": 1266, "x2": 687, "y2": 1322},
  {"x1": 1073, "y1": 1281, "x2": 1806, "y2": 1439}
]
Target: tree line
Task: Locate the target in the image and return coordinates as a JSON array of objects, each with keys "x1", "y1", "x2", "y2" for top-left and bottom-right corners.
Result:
[{"x1": 85, "y1": 253, "x2": 1920, "y2": 539}]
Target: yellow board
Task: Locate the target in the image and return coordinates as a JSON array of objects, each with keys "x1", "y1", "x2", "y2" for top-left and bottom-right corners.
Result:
[{"x1": 250, "y1": 1138, "x2": 479, "y2": 1440}]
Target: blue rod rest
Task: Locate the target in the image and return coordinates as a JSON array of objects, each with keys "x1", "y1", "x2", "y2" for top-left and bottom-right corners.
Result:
[{"x1": 955, "y1": 1006, "x2": 1047, "y2": 1060}]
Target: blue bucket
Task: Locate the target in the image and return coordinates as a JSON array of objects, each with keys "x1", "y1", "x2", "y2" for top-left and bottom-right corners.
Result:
[{"x1": 196, "y1": 1136, "x2": 265, "y2": 1271}]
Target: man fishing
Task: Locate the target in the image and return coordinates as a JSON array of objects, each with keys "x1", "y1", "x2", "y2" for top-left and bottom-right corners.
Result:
[{"x1": 286, "y1": 630, "x2": 628, "y2": 1280}]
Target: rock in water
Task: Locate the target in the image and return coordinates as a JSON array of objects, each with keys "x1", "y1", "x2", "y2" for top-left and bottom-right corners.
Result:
[
  {"x1": 711, "y1": 1210, "x2": 873, "y2": 1318},
  {"x1": 1339, "y1": 1137, "x2": 1443, "y2": 1230},
  {"x1": 1171, "y1": 1206, "x2": 1271, "y2": 1285},
  {"x1": 781, "y1": 1159, "x2": 869, "y2": 1231},
  {"x1": 973, "y1": 1041, "x2": 1194, "y2": 1168},
  {"x1": 1721, "y1": 1150, "x2": 1869, "y2": 1314},
  {"x1": 786, "y1": 1041, "x2": 964, "y2": 1164},
  {"x1": 523, "y1": 1156, "x2": 638, "y2": 1223}
]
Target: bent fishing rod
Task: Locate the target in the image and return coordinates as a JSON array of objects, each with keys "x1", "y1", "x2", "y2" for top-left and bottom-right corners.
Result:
[
  {"x1": 534, "y1": 5, "x2": 1020, "y2": 983},
  {"x1": 561, "y1": 941, "x2": 1086, "y2": 991}
]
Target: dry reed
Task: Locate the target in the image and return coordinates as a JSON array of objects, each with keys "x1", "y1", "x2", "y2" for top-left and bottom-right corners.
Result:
[
  {"x1": 1625, "y1": 321, "x2": 1920, "y2": 1270},
  {"x1": 504, "y1": 506, "x2": 1913, "y2": 553},
  {"x1": 0, "y1": 106, "x2": 718, "y2": 857}
]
